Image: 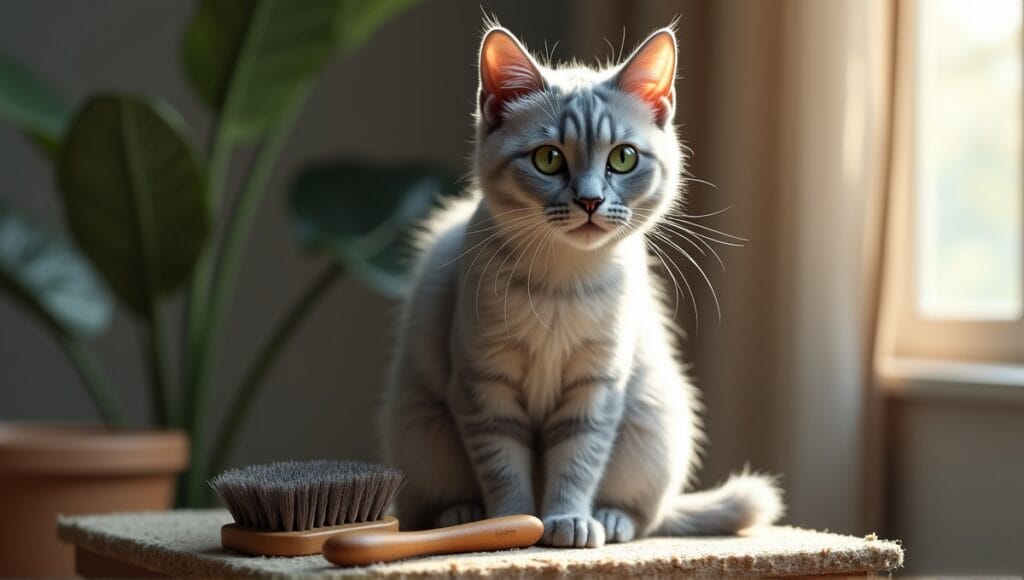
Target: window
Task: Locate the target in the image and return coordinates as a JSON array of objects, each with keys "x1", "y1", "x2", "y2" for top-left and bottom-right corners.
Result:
[
  {"x1": 884, "y1": 0, "x2": 1024, "y2": 363},
  {"x1": 915, "y1": 0, "x2": 1022, "y2": 320}
]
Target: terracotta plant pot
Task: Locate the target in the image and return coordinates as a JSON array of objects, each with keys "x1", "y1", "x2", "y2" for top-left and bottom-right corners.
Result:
[{"x1": 0, "y1": 423, "x2": 188, "y2": 576}]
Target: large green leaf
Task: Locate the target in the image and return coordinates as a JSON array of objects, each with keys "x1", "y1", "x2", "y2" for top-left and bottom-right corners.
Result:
[
  {"x1": 290, "y1": 162, "x2": 458, "y2": 297},
  {"x1": 58, "y1": 94, "x2": 210, "y2": 315},
  {"x1": 0, "y1": 51, "x2": 71, "y2": 158},
  {"x1": 0, "y1": 199, "x2": 112, "y2": 337},
  {"x1": 333, "y1": 0, "x2": 420, "y2": 54},
  {"x1": 183, "y1": 0, "x2": 418, "y2": 143}
]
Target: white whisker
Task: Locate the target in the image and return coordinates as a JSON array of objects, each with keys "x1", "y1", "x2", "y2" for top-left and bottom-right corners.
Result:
[
  {"x1": 470, "y1": 220, "x2": 542, "y2": 321},
  {"x1": 502, "y1": 225, "x2": 549, "y2": 335},
  {"x1": 659, "y1": 221, "x2": 746, "y2": 248},
  {"x1": 526, "y1": 229, "x2": 554, "y2": 333},
  {"x1": 654, "y1": 222, "x2": 731, "y2": 267},
  {"x1": 664, "y1": 236, "x2": 722, "y2": 324},
  {"x1": 679, "y1": 205, "x2": 734, "y2": 220},
  {"x1": 461, "y1": 210, "x2": 542, "y2": 236},
  {"x1": 494, "y1": 222, "x2": 546, "y2": 296},
  {"x1": 682, "y1": 232, "x2": 725, "y2": 271},
  {"x1": 679, "y1": 176, "x2": 717, "y2": 189},
  {"x1": 445, "y1": 221, "x2": 521, "y2": 270},
  {"x1": 646, "y1": 236, "x2": 691, "y2": 325},
  {"x1": 672, "y1": 218, "x2": 747, "y2": 242}
]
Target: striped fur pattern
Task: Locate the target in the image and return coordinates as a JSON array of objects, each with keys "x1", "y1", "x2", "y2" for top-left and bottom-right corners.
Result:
[{"x1": 379, "y1": 24, "x2": 783, "y2": 548}]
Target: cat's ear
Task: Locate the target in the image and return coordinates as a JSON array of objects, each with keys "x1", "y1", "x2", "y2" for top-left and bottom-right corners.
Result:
[
  {"x1": 615, "y1": 29, "x2": 677, "y2": 127},
  {"x1": 478, "y1": 27, "x2": 544, "y2": 126}
]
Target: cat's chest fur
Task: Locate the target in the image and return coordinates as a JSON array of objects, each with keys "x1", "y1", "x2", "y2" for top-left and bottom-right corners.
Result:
[{"x1": 460, "y1": 237, "x2": 638, "y2": 422}]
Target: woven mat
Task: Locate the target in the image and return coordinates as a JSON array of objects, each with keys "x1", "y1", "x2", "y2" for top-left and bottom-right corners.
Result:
[{"x1": 57, "y1": 509, "x2": 902, "y2": 578}]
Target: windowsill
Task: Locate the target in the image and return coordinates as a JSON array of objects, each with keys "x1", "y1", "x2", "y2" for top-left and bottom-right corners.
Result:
[{"x1": 878, "y1": 356, "x2": 1024, "y2": 404}]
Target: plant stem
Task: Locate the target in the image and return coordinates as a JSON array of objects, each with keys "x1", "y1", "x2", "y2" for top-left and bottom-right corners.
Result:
[
  {"x1": 206, "y1": 123, "x2": 234, "y2": 212},
  {"x1": 142, "y1": 301, "x2": 176, "y2": 426},
  {"x1": 181, "y1": 0, "x2": 274, "y2": 411},
  {"x1": 207, "y1": 262, "x2": 343, "y2": 478},
  {"x1": 58, "y1": 336, "x2": 125, "y2": 427},
  {"x1": 181, "y1": 120, "x2": 233, "y2": 428},
  {"x1": 3, "y1": 276, "x2": 127, "y2": 427},
  {"x1": 183, "y1": 94, "x2": 309, "y2": 506}
]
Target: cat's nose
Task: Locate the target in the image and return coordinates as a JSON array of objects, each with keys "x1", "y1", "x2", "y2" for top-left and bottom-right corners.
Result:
[{"x1": 573, "y1": 195, "x2": 604, "y2": 215}]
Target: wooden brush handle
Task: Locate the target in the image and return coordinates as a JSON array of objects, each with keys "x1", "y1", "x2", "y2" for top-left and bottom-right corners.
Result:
[
  {"x1": 322, "y1": 514, "x2": 543, "y2": 566},
  {"x1": 221, "y1": 516, "x2": 398, "y2": 557}
]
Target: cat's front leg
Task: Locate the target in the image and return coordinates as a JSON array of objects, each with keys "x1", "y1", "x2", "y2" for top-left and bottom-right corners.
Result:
[
  {"x1": 450, "y1": 369, "x2": 535, "y2": 518},
  {"x1": 540, "y1": 379, "x2": 625, "y2": 548}
]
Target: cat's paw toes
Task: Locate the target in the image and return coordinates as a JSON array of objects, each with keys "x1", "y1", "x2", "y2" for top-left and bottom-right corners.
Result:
[
  {"x1": 541, "y1": 514, "x2": 606, "y2": 548},
  {"x1": 593, "y1": 507, "x2": 636, "y2": 543},
  {"x1": 434, "y1": 502, "x2": 485, "y2": 527}
]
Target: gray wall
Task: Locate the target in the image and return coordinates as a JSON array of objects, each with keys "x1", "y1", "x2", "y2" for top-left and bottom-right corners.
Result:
[
  {"x1": 0, "y1": 0, "x2": 570, "y2": 467},
  {"x1": 889, "y1": 395, "x2": 1024, "y2": 575}
]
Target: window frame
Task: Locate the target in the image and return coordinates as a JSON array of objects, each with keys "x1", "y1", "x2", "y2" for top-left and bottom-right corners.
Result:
[{"x1": 884, "y1": 0, "x2": 1024, "y2": 365}]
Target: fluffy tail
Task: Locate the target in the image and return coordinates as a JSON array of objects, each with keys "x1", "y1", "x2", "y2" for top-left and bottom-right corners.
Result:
[{"x1": 653, "y1": 472, "x2": 784, "y2": 536}]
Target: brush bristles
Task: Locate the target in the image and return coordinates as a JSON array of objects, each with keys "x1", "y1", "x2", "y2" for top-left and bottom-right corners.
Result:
[{"x1": 209, "y1": 460, "x2": 405, "y2": 532}]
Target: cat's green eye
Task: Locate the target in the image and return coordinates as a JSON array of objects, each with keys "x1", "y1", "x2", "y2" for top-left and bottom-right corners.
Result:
[
  {"x1": 533, "y1": 145, "x2": 565, "y2": 175},
  {"x1": 607, "y1": 144, "x2": 639, "y2": 173}
]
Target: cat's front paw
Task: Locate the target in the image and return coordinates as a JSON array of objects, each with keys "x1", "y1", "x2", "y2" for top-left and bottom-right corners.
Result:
[
  {"x1": 593, "y1": 507, "x2": 636, "y2": 543},
  {"x1": 434, "y1": 502, "x2": 484, "y2": 528},
  {"x1": 541, "y1": 514, "x2": 606, "y2": 548}
]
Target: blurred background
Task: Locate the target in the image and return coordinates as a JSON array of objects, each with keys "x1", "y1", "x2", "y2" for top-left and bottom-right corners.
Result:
[{"x1": 1, "y1": 0, "x2": 1022, "y2": 575}]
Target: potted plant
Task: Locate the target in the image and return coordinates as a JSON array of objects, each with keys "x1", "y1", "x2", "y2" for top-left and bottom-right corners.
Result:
[{"x1": 0, "y1": 0, "x2": 449, "y2": 574}]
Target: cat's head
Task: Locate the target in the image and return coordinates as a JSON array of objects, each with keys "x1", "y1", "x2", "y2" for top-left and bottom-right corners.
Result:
[{"x1": 474, "y1": 25, "x2": 682, "y2": 252}]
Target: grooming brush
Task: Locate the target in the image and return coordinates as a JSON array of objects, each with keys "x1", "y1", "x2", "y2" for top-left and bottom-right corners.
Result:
[{"x1": 209, "y1": 460, "x2": 404, "y2": 557}]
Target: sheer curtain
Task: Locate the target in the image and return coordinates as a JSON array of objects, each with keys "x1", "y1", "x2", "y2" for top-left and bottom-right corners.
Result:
[
  {"x1": 571, "y1": 0, "x2": 897, "y2": 533},
  {"x1": 771, "y1": 0, "x2": 895, "y2": 533}
]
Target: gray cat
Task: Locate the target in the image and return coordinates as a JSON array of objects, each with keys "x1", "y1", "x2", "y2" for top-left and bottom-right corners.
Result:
[{"x1": 379, "y1": 24, "x2": 783, "y2": 548}]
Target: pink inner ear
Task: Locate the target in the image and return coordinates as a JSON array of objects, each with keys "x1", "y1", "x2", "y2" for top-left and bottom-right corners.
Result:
[
  {"x1": 618, "y1": 32, "x2": 676, "y2": 106},
  {"x1": 480, "y1": 29, "x2": 543, "y2": 123}
]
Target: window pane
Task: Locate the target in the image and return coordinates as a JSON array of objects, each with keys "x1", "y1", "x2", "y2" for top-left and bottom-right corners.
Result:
[{"x1": 916, "y1": 0, "x2": 1023, "y2": 319}]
